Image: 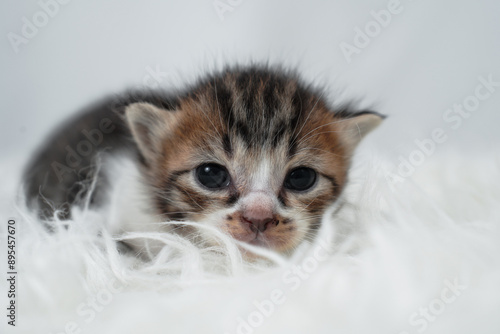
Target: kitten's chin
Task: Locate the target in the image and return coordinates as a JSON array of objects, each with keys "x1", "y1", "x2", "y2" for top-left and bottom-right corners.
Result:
[
  {"x1": 233, "y1": 232, "x2": 294, "y2": 254},
  {"x1": 248, "y1": 237, "x2": 266, "y2": 247},
  {"x1": 247, "y1": 235, "x2": 279, "y2": 248}
]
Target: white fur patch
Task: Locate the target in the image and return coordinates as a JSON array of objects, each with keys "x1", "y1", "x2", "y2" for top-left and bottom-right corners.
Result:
[
  {"x1": 103, "y1": 154, "x2": 157, "y2": 235},
  {"x1": 251, "y1": 157, "x2": 273, "y2": 191}
]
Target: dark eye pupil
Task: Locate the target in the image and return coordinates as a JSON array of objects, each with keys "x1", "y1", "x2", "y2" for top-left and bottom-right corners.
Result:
[
  {"x1": 285, "y1": 167, "x2": 316, "y2": 191},
  {"x1": 196, "y1": 164, "x2": 230, "y2": 189}
]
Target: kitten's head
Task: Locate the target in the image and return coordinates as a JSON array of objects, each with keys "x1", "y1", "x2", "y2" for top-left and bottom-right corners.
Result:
[{"x1": 125, "y1": 67, "x2": 383, "y2": 255}]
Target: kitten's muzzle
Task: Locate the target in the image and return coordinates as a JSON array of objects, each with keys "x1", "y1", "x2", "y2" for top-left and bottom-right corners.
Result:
[{"x1": 241, "y1": 215, "x2": 278, "y2": 233}]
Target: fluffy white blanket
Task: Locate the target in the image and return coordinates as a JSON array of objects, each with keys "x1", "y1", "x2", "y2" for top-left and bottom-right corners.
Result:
[{"x1": 1, "y1": 152, "x2": 499, "y2": 334}]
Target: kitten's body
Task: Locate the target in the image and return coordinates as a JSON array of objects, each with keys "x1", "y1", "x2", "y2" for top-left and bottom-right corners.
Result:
[{"x1": 24, "y1": 66, "x2": 383, "y2": 255}]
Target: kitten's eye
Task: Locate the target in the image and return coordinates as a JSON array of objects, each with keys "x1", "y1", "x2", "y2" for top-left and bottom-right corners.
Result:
[
  {"x1": 196, "y1": 163, "x2": 230, "y2": 190},
  {"x1": 284, "y1": 167, "x2": 317, "y2": 191}
]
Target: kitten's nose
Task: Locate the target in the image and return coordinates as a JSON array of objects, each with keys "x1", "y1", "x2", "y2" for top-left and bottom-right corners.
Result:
[
  {"x1": 242, "y1": 214, "x2": 277, "y2": 233},
  {"x1": 241, "y1": 194, "x2": 277, "y2": 232}
]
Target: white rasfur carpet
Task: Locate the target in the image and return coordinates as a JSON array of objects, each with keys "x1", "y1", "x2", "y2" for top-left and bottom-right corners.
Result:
[{"x1": 1, "y1": 151, "x2": 500, "y2": 334}]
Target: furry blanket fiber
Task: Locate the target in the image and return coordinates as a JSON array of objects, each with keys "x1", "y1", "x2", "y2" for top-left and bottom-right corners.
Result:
[{"x1": 1, "y1": 151, "x2": 499, "y2": 334}]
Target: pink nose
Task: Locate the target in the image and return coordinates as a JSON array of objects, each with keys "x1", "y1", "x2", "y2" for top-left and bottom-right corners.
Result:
[
  {"x1": 242, "y1": 205, "x2": 277, "y2": 233},
  {"x1": 240, "y1": 192, "x2": 278, "y2": 232}
]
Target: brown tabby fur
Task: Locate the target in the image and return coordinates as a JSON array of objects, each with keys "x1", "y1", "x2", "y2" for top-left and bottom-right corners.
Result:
[{"x1": 24, "y1": 66, "x2": 383, "y2": 254}]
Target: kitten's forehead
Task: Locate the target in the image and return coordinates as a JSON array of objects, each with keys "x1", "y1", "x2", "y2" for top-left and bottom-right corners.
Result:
[{"x1": 181, "y1": 68, "x2": 335, "y2": 153}]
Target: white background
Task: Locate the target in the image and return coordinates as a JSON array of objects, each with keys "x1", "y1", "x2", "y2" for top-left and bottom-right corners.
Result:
[{"x1": 1, "y1": 0, "x2": 499, "y2": 165}]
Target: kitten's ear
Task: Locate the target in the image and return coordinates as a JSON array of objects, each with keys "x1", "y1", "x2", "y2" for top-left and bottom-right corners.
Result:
[
  {"x1": 125, "y1": 102, "x2": 179, "y2": 163},
  {"x1": 336, "y1": 111, "x2": 385, "y2": 151}
]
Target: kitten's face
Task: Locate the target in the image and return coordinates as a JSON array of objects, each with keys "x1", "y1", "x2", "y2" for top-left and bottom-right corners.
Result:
[{"x1": 126, "y1": 69, "x2": 382, "y2": 254}]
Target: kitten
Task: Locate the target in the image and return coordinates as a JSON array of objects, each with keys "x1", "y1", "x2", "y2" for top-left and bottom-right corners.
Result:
[{"x1": 24, "y1": 66, "x2": 384, "y2": 255}]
